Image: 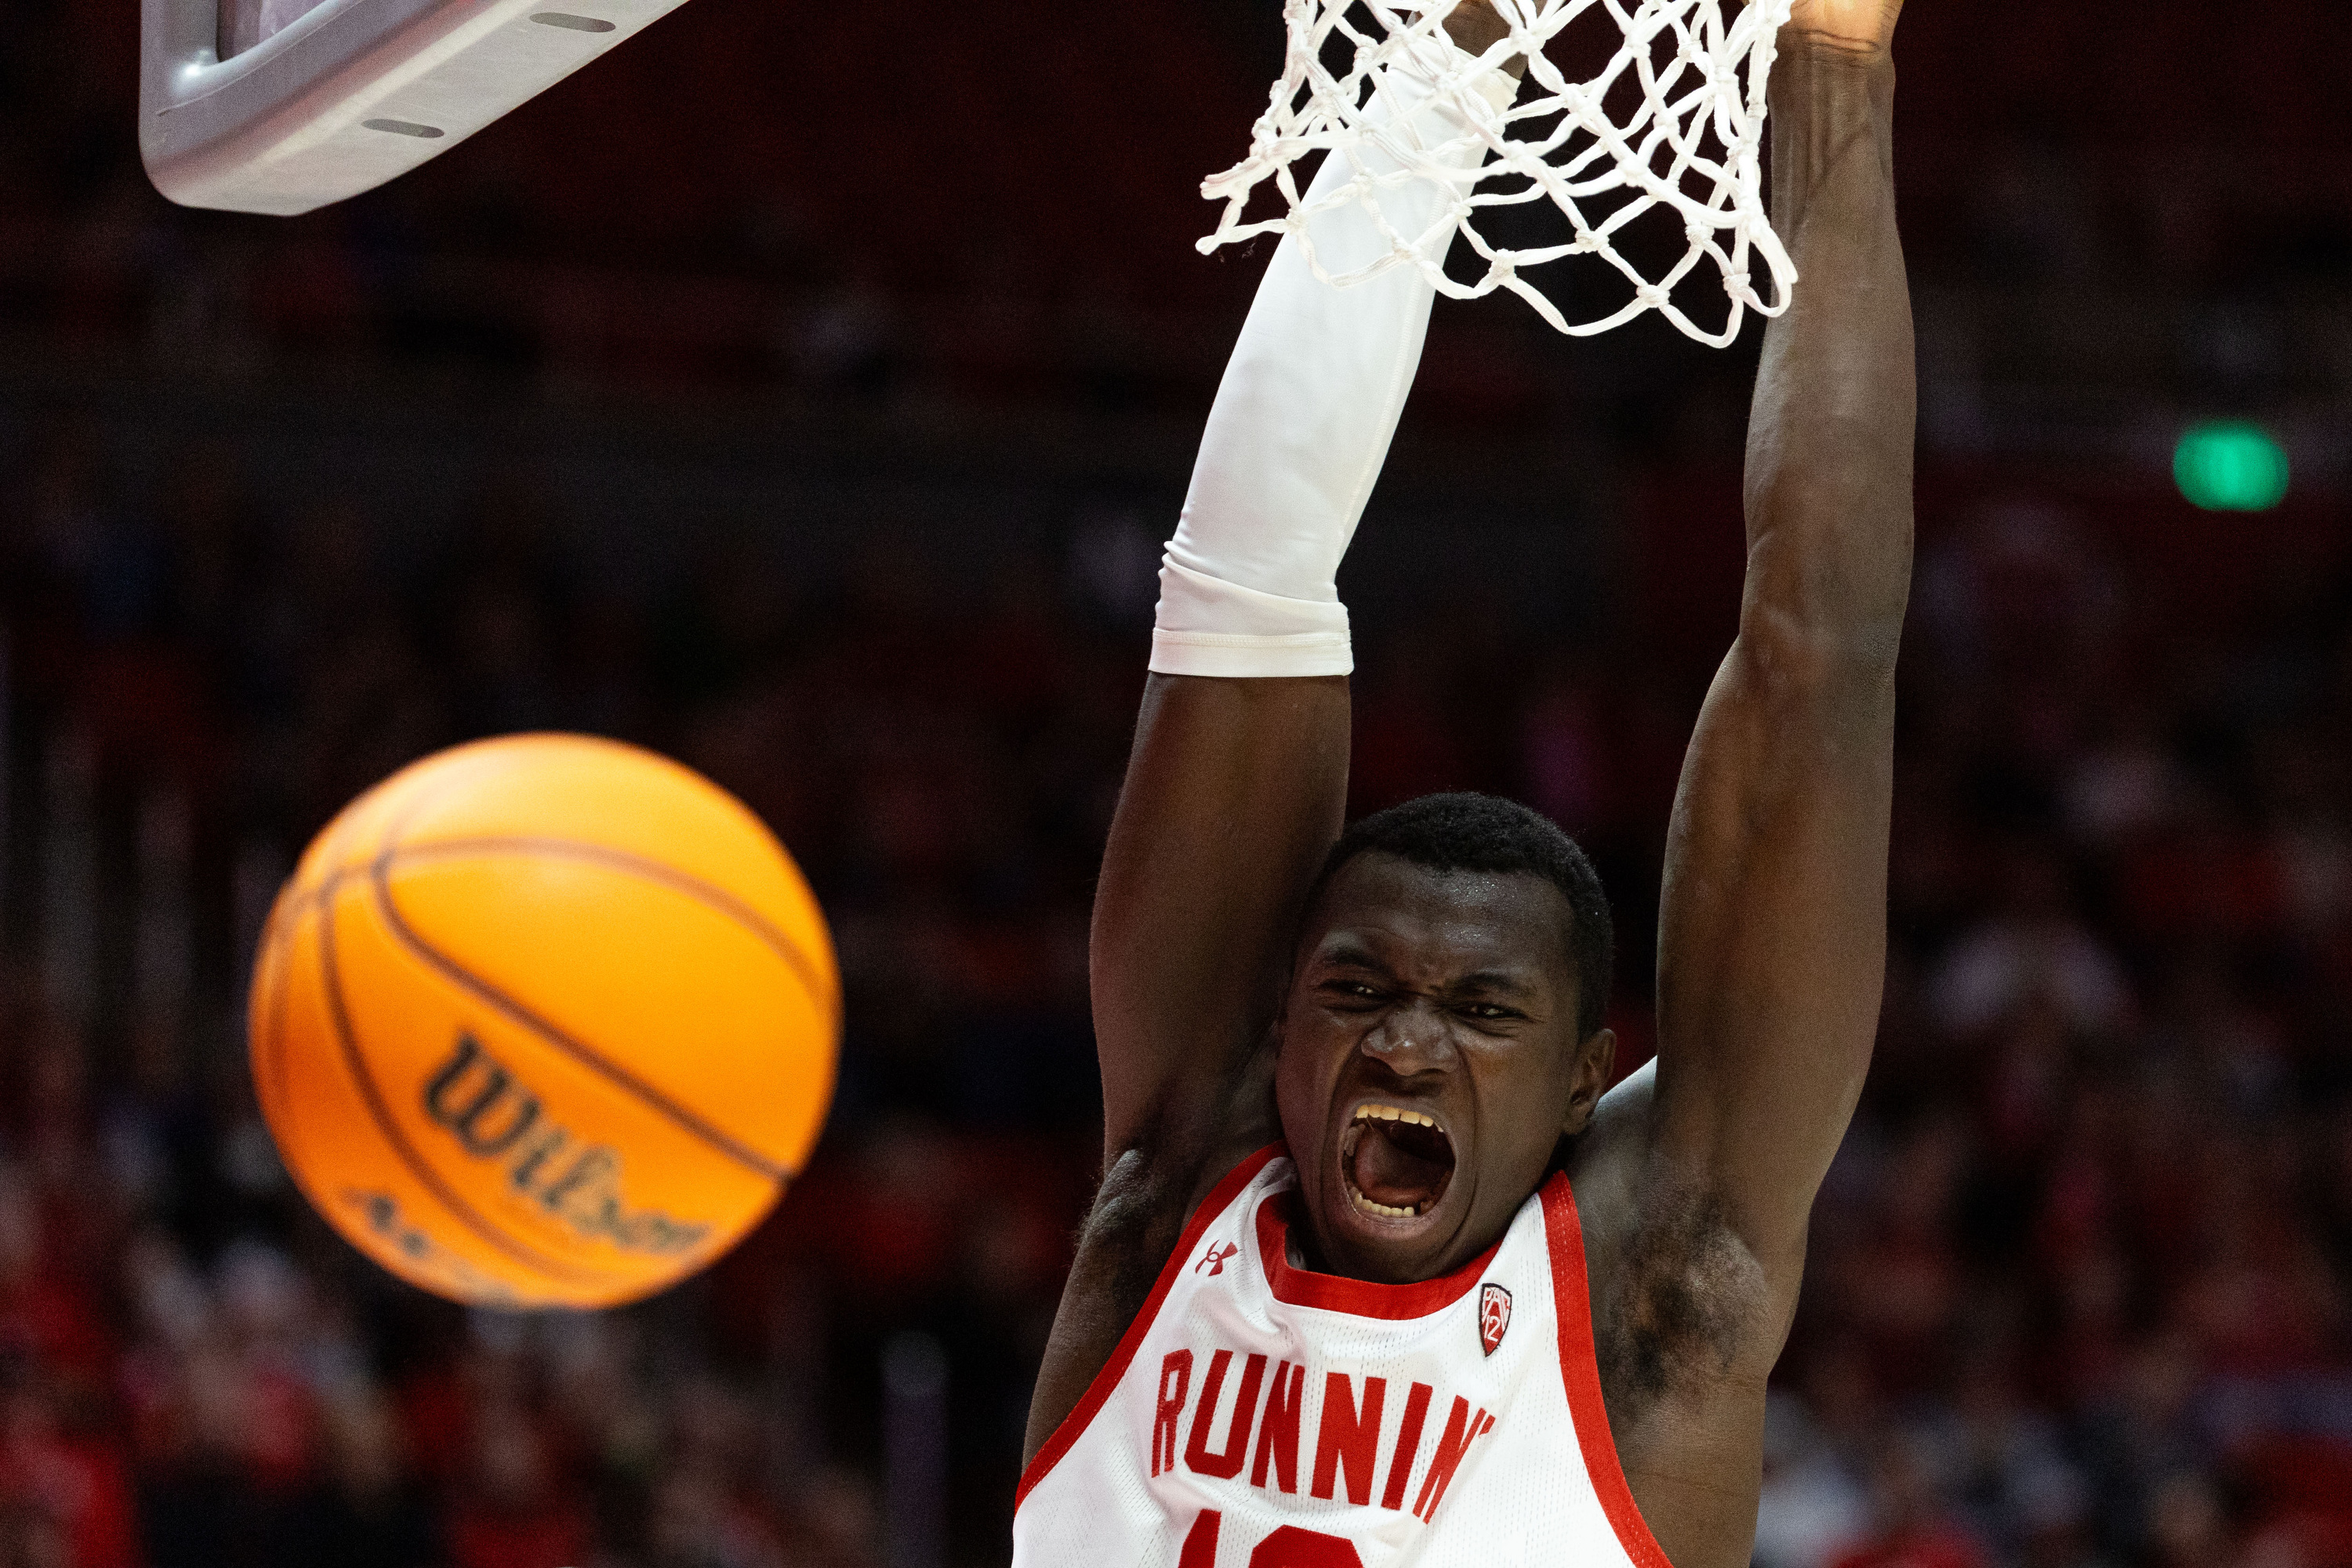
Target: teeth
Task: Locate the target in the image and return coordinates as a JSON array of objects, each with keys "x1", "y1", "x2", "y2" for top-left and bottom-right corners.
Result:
[
  {"x1": 1341, "y1": 1177, "x2": 1428, "y2": 1221},
  {"x1": 1341, "y1": 1104, "x2": 1448, "y2": 1222}
]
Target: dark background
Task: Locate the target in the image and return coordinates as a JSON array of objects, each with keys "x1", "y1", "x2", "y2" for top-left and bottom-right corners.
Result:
[{"x1": 4, "y1": 1, "x2": 2352, "y2": 1565}]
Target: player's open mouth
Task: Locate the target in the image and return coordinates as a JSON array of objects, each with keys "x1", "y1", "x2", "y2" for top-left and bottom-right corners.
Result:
[{"x1": 1339, "y1": 1102, "x2": 1455, "y2": 1221}]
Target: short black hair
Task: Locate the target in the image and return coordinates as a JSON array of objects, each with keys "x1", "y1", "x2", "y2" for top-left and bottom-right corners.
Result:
[{"x1": 1305, "y1": 792, "x2": 1614, "y2": 1040}]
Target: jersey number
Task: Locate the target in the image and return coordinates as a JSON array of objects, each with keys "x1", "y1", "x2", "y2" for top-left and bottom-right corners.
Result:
[{"x1": 1180, "y1": 1509, "x2": 1363, "y2": 1568}]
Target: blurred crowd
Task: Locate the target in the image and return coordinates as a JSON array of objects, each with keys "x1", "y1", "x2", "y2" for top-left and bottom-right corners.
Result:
[{"x1": 0, "y1": 420, "x2": 1136, "y2": 1564}]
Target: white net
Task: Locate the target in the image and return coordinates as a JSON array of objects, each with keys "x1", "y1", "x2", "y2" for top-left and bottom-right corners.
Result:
[{"x1": 1199, "y1": 0, "x2": 1800, "y2": 345}]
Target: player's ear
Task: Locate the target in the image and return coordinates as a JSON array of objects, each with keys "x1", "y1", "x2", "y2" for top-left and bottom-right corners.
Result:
[{"x1": 1561, "y1": 1028, "x2": 1617, "y2": 1138}]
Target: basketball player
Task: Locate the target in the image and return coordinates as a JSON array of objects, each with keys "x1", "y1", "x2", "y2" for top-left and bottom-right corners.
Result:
[{"x1": 1016, "y1": 0, "x2": 1912, "y2": 1559}]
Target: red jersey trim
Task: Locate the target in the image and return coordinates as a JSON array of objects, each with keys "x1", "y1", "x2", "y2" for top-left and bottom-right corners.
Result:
[
  {"x1": 1254, "y1": 1190, "x2": 1502, "y2": 1319},
  {"x1": 1541, "y1": 1174, "x2": 1675, "y2": 1568},
  {"x1": 1013, "y1": 1143, "x2": 1283, "y2": 1512}
]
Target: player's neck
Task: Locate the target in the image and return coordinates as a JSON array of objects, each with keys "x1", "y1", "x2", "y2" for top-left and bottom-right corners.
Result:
[{"x1": 1285, "y1": 1188, "x2": 1515, "y2": 1289}]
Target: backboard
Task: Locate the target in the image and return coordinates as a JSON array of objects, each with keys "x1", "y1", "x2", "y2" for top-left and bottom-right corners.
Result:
[{"x1": 141, "y1": 0, "x2": 691, "y2": 215}]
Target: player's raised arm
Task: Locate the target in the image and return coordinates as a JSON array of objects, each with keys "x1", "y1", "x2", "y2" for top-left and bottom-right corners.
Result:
[
  {"x1": 1088, "y1": 9, "x2": 1525, "y2": 1191},
  {"x1": 1646, "y1": 0, "x2": 1915, "y2": 1299}
]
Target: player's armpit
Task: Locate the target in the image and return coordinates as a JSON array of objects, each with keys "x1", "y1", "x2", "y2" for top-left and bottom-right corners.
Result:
[
  {"x1": 1644, "y1": 32, "x2": 1913, "y2": 1306},
  {"x1": 1572, "y1": 1061, "x2": 1803, "y2": 1564}
]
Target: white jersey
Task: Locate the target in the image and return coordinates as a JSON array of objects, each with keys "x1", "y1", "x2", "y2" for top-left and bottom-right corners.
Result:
[{"x1": 1014, "y1": 1146, "x2": 1672, "y2": 1567}]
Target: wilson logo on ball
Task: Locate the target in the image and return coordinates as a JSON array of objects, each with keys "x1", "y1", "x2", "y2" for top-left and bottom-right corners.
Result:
[
  {"x1": 423, "y1": 1033, "x2": 711, "y2": 1257},
  {"x1": 252, "y1": 734, "x2": 838, "y2": 1309}
]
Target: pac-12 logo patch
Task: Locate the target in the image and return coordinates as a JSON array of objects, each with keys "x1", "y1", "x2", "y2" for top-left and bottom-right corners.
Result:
[{"x1": 1479, "y1": 1283, "x2": 1512, "y2": 1356}]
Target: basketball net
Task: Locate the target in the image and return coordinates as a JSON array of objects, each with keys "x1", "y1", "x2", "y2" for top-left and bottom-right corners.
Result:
[{"x1": 1198, "y1": 0, "x2": 1798, "y2": 345}]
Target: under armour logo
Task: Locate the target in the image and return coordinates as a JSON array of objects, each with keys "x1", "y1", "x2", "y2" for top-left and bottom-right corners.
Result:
[{"x1": 1196, "y1": 1242, "x2": 1240, "y2": 1275}]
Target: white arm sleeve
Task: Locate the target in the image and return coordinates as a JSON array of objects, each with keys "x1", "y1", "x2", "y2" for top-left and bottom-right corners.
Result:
[{"x1": 1150, "y1": 50, "x2": 1519, "y2": 679}]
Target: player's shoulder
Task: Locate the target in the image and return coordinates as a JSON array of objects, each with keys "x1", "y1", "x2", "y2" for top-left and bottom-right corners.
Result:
[
  {"x1": 1562, "y1": 1062, "x2": 1778, "y2": 1438},
  {"x1": 1087, "y1": 1126, "x2": 1276, "y2": 1271},
  {"x1": 1100, "y1": 1038, "x2": 1283, "y2": 1237},
  {"x1": 1082, "y1": 1141, "x2": 1227, "y2": 1270},
  {"x1": 1075, "y1": 1079, "x2": 1281, "y2": 1317},
  {"x1": 1022, "y1": 1123, "x2": 1279, "y2": 1466},
  {"x1": 1557, "y1": 1058, "x2": 1657, "y2": 1245}
]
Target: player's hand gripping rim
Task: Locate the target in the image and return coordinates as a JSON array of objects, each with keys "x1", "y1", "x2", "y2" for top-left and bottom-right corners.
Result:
[{"x1": 1777, "y1": 0, "x2": 1905, "y2": 57}]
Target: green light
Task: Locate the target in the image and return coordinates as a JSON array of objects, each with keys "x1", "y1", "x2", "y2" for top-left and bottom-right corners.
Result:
[{"x1": 2175, "y1": 421, "x2": 2289, "y2": 512}]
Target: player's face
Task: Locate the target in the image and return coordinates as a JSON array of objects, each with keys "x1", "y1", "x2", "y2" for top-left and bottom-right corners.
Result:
[{"x1": 1276, "y1": 853, "x2": 1613, "y2": 1284}]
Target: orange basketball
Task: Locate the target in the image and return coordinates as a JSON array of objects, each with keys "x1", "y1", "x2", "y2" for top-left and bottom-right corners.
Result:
[{"x1": 248, "y1": 734, "x2": 839, "y2": 1309}]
